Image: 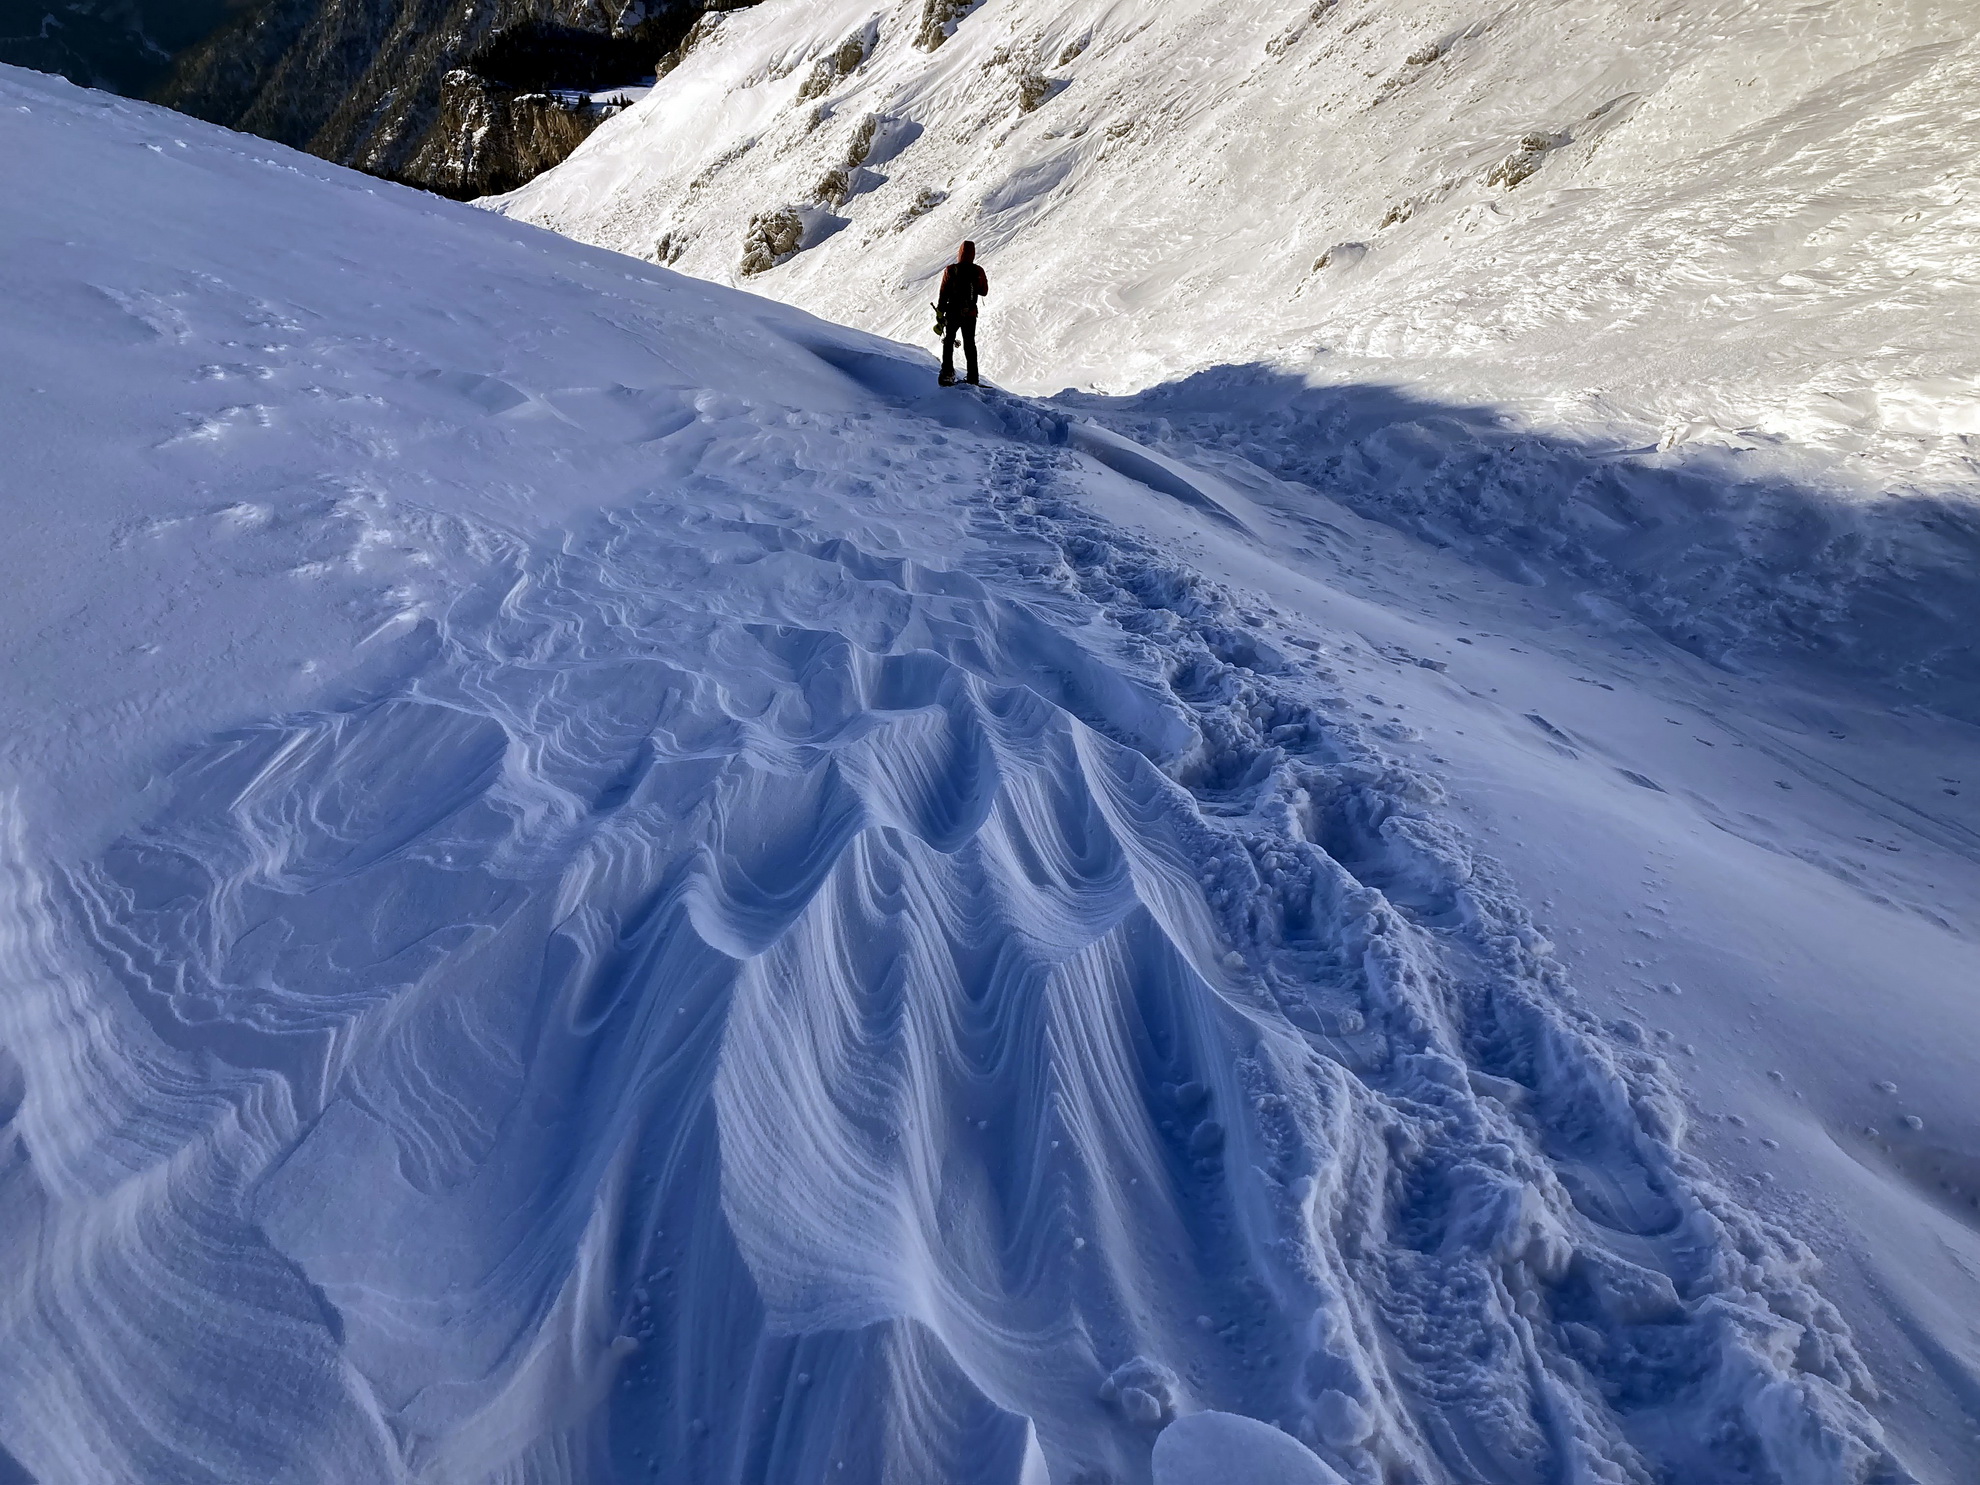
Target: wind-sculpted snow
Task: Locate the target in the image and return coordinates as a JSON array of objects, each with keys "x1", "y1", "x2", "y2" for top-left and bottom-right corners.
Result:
[
  {"x1": 0, "y1": 62, "x2": 1940, "y2": 1485},
  {"x1": 1, "y1": 444, "x2": 1911, "y2": 1484}
]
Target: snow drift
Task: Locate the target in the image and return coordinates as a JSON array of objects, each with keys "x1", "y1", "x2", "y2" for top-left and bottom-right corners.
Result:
[{"x1": 0, "y1": 60, "x2": 1957, "y2": 1485}]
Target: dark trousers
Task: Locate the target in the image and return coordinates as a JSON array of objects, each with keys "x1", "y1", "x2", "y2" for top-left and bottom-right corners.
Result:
[{"x1": 941, "y1": 316, "x2": 978, "y2": 383}]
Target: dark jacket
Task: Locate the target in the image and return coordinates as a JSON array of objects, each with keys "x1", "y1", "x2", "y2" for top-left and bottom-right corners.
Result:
[{"x1": 938, "y1": 261, "x2": 989, "y2": 321}]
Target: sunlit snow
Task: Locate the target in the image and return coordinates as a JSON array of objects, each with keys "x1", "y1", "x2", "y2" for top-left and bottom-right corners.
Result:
[
  {"x1": 500, "y1": 0, "x2": 1980, "y2": 490},
  {"x1": 2, "y1": 17, "x2": 1978, "y2": 1485}
]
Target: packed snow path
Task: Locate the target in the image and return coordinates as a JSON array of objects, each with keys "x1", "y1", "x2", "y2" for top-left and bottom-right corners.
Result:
[{"x1": 2, "y1": 66, "x2": 1975, "y2": 1485}]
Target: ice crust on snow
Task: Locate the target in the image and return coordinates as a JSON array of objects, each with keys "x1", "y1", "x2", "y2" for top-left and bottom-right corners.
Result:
[{"x1": 0, "y1": 59, "x2": 1966, "y2": 1485}]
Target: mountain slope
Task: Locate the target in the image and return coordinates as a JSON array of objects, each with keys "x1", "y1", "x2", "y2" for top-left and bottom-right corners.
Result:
[
  {"x1": 498, "y1": 0, "x2": 1980, "y2": 491},
  {"x1": 4, "y1": 60, "x2": 1978, "y2": 1485}
]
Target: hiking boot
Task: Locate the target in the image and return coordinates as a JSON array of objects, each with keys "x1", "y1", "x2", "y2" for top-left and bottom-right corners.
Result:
[{"x1": 938, "y1": 371, "x2": 956, "y2": 387}]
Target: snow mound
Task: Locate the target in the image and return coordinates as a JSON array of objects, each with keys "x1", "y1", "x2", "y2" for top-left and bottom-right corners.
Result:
[{"x1": 0, "y1": 63, "x2": 1931, "y2": 1485}]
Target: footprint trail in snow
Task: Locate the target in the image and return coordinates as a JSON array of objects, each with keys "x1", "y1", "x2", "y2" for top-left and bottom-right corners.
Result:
[
  {"x1": 0, "y1": 63, "x2": 1940, "y2": 1485},
  {"x1": 2, "y1": 417, "x2": 1906, "y2": 1485}
]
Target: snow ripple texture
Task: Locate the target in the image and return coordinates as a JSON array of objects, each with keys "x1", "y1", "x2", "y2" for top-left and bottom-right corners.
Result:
[{"x1": 0, "y1": 423, "x2": 1909, "y2": 1484}]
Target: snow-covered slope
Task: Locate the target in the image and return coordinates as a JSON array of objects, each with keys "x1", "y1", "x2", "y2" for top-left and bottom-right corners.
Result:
[
  {"x1": 4, "y1": 59, "x2": 1979, "y2": 1485},
  {"x1": 497, "y1": 0, "x2": 1980, "y2": 492}
]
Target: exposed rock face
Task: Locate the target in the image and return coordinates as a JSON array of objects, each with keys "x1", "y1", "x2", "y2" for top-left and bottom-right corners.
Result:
[
  {"x1": 409, "y1": 68, "x2": 628, "y2": 198},
  {"x1": 154, "y1": 0, "x2": 732, "y2": 197},
  {"x1": 737, "y1": 204, "x2": 803, "y2": 276}
]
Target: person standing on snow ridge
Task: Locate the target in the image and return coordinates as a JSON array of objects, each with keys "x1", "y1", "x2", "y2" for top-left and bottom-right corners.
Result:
[{"x1": 936, "y1": 241, "x2": 988, "y2": 387}]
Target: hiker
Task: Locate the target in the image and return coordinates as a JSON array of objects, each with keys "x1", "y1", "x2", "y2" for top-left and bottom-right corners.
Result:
[{"x1": 936, "y1": 241, "x2": 989, "y2": 386}]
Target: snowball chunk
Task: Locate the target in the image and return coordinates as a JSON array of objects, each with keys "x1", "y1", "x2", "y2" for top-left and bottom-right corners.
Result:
[{"x1": 1152, "y1": 1412, "x2": 1348, "y2": 1485}]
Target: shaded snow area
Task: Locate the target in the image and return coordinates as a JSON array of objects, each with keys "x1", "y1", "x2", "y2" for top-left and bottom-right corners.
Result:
[
  {"x1": 2, "y1": 61, "x2": 1979, "y2": 1485},
  {"x1": 496, "y1": 0, "x2": 1980, "y2": 498}
]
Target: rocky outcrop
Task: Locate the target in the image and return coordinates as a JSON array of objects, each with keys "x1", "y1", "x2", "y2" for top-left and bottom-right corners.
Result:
[
  {"x1": 154, "y1": 0, "x2": 744, "y2": 198},
  {"x1": 408, "y1": 69, "x2": 629, "y2": 198}
]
